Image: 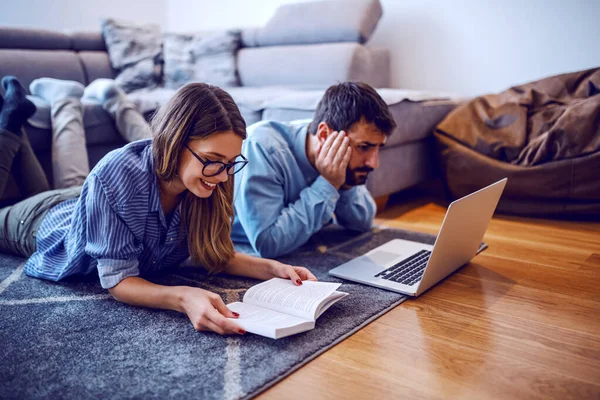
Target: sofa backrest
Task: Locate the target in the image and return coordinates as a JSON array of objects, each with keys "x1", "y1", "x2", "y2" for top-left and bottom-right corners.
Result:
[
  {"x1": 237, "y1": 42, "x2": 388, "y2": 88},
  {"x1": 0, "y1": 24, "x2": 390, "y2": 95},
  {"x1": 0, "y1": 27, "x2": 115, "y2": 94}
]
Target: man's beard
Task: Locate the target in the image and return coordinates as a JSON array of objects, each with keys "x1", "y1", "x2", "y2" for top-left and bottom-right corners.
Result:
[{"x1": 345, "y1": 167, "x2": 374, "y2": 186}]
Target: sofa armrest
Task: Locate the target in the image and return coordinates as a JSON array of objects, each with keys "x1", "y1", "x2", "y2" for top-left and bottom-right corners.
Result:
[{"x1": 237, "y1": 42, "x2": 389, "y2": 88}]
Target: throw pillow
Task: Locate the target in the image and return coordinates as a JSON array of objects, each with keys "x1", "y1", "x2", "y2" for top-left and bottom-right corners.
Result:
[
  {"x1": 163, "y1": 30, "x2": 241, "y2": 89},
  {"x1": 101, "y1": 18, "x2": 163, "y2": 93}
]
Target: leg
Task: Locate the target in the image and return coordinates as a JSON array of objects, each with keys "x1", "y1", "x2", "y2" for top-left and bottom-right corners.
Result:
[
  {"x1": 0, "y1": 76, "x2": 36, "y2": 134},
  {"x1": 50, "y1": 98, "x2": 90, "y2": 188},
  {"x1": 0, "y1": 76, "x2": 38, "y2": 195},
  {"x1": 84, "y1": 79, "x2": 152, "y2": 142},
  {"x1": 12, "y1": 128, "x2": 51, "y2": 197},
  {"x1": 0, "y1": 129, "x2": 21, "y2": 196},
  {"x1": 0, "y1": 186, "x2": 82, "y2": 257},
  {"x1": 30, "y1": 78, "x2": 89, "y2": 189}
]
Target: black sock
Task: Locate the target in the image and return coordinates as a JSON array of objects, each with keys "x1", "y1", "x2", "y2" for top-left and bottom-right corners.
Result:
[{"x1": 0, "y1": 76, "x2": 36, "y2": 135}]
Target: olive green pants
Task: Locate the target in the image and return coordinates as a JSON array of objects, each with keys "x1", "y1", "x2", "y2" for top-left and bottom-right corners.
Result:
[
  {"x1": 0, "y1": 127, "x2": 82, "y2": 257},
  {"x1": 0, "y1": 185, "x2": 81, "y2": 257}
]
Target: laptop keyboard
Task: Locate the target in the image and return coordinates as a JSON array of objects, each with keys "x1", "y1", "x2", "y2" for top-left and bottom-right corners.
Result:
[{"x1": 374, "y1": 250, "x2": 431, "y2": 286}]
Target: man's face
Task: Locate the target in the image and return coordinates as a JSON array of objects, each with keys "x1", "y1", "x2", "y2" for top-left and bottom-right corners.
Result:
[{"x1": 344, "y1": 117, "x2": 387, "y2": 186}]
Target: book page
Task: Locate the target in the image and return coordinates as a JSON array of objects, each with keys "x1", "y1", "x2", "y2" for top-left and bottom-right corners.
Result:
[
  {"x1": 227, "y1": 302, "x2": 314, "y2": 339},
  {"x1": 243, "y1": 278, "x2": 341, "y2": 321},
  {"x1": 315, "y1": 291, "x2": 349, "y2": 319}
]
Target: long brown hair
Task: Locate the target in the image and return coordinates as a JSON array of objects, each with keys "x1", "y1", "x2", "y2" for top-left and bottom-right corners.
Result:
[{"x1": 151, "y1": 83, "x2": 246, "y2": 273}]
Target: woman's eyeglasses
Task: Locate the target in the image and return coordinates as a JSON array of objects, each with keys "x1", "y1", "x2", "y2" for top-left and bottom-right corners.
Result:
[{"x1": 184, "y1": 145, "x2": 248, "y2": 177}]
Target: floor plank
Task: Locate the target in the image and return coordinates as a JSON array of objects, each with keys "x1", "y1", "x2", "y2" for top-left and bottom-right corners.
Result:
[{"x1": 258, "y1": 196, "x2": 600, "y2": 400}]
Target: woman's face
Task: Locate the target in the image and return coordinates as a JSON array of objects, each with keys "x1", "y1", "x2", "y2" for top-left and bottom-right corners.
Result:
[{"x1": 178, "y1": 130, "x2": 244, "y2": 198}]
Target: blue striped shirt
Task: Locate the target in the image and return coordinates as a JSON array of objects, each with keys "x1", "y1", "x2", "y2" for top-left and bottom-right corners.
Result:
[
  {"x1": 231, "y1": 120, "x2": 376, "y2": 258},
  {"x1": 24, "y1": 139, "x2": 190, "y2": 289}
]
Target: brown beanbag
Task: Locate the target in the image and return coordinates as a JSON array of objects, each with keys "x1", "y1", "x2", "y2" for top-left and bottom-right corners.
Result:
[{"x1": 434, "y1": 68, "x2": 600, "y2": 217}]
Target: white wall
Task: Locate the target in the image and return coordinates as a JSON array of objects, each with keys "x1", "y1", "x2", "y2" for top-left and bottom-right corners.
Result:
[
  {"x1": 0, "y1": 0, "x2": 168, "y2": 31},
  {"x1": 166, "y1": 0, "x2": 600, "y2": 96},
  {"x1": 1, "y1": 0, "x2": 598, "y2": 96},
  {"x1": 369, "y1": 0, "x2": 600, "y2": 96}
]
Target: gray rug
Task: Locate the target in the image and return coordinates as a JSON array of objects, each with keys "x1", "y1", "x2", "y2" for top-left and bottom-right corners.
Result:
[{"x1": 0, "y1": 226, "x2": 486, "y2": 399}]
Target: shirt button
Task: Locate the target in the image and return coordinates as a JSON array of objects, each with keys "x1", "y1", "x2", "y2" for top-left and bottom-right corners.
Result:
[
  {"x1": 20, "y1": 220, "x2": 24, "y2": 225},
  {"x1": 152, "y1": 260, "x2": 156, "y2": 264}
]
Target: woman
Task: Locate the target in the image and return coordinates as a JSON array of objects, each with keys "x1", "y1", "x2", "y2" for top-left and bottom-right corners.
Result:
[{"x1": 0, "y1": 76, "x2": 317, "y2": 335}]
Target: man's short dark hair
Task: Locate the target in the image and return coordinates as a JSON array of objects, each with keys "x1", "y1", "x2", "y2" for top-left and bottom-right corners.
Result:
[{"x1": 308, "y1": 82, "x2": 396, "y2": 136}]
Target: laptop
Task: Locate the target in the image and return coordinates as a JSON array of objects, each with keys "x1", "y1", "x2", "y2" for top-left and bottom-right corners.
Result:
[{"x1": 329, "y1": 178, "x2": 507, "y2": 296}]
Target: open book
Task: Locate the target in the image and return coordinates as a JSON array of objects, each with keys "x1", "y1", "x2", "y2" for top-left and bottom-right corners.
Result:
[{"x1": 227, "y1": 278, "x2": 348, "y2": 339}]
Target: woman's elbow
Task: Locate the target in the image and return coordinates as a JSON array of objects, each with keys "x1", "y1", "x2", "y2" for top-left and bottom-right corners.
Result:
[{"x1": 107, "y1": 286, "x2": 123, "y2": 302}]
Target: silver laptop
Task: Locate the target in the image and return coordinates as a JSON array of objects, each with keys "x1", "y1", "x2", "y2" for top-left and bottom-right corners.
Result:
[{"x1": 329, "y1": 178, "x2": 507, "y2": 296}]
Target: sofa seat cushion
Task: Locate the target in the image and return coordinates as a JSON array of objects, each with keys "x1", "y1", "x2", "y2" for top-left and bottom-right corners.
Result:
[
  {"x1": 126, "y1": 87, "x2": 262, "y2": 125},
  {"x1": 126, "y1": 86, "x2": 319, "y2": 126},
  {"x1": 262, "y1": 88, "x2": 461, "y2": 147}
]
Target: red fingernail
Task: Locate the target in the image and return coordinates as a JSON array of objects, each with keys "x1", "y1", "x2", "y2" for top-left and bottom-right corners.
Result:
[
  {"x1": 232, "y1": 312, "x2": 240, "y2": 317},
  {"x1": 238, "y1": 329, "x2": 246, "y2": 334},
  {"x1": 296, "y1": 279, "x2": 303, "y2": 285}
]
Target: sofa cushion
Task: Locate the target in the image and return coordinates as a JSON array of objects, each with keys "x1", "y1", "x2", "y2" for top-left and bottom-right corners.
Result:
[
  {"x1": 126, "y1": 86, "x2": 307, "y2": 126},
  {"x1": 125, "y1": 87, "x2": 176, "y2": 114},
  {"x1": 241, "y1": 0, "x2": 383, "y2": 47},
  {"x1": 227, "y1": 86, "x2": 311, "y2": 112},
  {"x1": 70, "y1": 32, "x2": 106, "y2": 51},
  {"x1": 0, "y1": 27, "x2": 71, "y2": 50},
  {"x1": 261, "y1": 107, "x2": 313, "y2": 123},
  {"x1": 0, "y1": 50, "x2": 86, "y2": 94},
  {"x1": 238, "y1": 43, "x2": 376, "y2": 87},
  {"x1": 262, "y1": 89, "x2": 460, "y2": 147},
  {"x1": 101, "y1": 19, "x2": 163, "y2": 93},
  {"x1": 366, "y1": 140, "x2": 434, "y2": 198},
  {"x1": 78, "y1": 51, "x2": 115, "y2": 84},
  {"x1": 163, "y1": 30, "x2": 241, "y2": 89}
]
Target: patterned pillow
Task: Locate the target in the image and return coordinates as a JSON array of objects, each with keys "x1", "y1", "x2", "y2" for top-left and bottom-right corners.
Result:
[
  {"x1": 101, "y1": 18, "x2": 163, "y2": 93},
  {"x1": 163, "y1": 30, "x2": 241, "y2": 89}
]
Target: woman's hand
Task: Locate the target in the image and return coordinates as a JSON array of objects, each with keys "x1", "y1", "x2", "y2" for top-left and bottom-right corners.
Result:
[
  {"x1": 268, "y1": 260, "x2": 318, "y2": 286},
  {"x1": 180, "y1": 286, "x2": 245, "y2": 335}
]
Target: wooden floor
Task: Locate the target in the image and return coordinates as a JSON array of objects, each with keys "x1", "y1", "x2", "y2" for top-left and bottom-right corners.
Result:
[{"x1": 259, "y1": 191, "x2": 600, "y2": 400}]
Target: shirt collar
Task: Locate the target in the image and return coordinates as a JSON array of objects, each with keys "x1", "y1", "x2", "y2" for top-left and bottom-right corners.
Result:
[{"x1": 292, "y1": 124, "x2": 319, "y2": 183}]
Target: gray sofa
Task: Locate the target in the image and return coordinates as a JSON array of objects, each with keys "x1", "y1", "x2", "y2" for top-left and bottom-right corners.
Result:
[{"x1": 0, "y1": 6, "x2": 457, "y2": 206}]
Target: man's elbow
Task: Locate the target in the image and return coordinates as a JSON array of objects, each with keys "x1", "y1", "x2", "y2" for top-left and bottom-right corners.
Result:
[
  {"x1": 254, "y1": 234, "x2": 293, "y2": 259},
  {"x1": 361, "y1": 218, "x2": 375, "y2": 232},
  {"x1": 254, "y1": 241, "x2": 284, "y2": 259},
  {"x1": 339, "y1": 218, "x2": 374, "y2": 232}
]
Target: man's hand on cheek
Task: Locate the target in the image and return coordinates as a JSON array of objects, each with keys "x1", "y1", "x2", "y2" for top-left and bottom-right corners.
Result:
[{"x1": 315, "y1": 131, "x2": 352, "y2": 190}]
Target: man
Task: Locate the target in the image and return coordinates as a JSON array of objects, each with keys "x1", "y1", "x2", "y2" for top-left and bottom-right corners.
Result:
[{"x1": 231, "y1": 82, "x2": 396, "y2": 258}]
